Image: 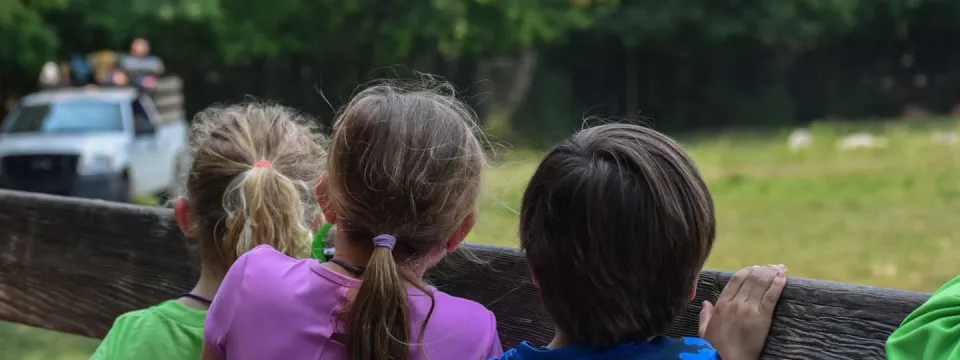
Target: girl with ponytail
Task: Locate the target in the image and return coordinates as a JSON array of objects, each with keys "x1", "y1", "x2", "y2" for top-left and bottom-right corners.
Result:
[
  {"x1": 92, "y1": 102, "x2": 326, "y2": 360},
  {"x1": 201, "y1": 80, "x2": 503, "y2": 360}
]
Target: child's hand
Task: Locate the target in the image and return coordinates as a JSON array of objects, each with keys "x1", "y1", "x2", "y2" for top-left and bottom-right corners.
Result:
[{"x1": 698, "y1": 264, "x2": 787, "y2": 360}]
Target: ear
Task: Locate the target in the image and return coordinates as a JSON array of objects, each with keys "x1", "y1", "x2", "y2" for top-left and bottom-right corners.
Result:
[
  {"x1": 690, "y1": 272, "x2": 701, "y2": 301},
  {"x1": 316, "y1": 173, "x2": 337, "y2": 225},
  {"x1": 173, "y1": 197, "x2": 198, "y2": 238},
  {"x1": 445, "y1": 208, "x2": 477, "y2": 253}
]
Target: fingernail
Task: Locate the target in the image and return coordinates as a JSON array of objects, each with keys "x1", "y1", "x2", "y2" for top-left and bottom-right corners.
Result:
[
  {"x1": 702, "y1": 301, "x2": 709, "y2": 307},
  {"x1": 777, "y1": 264, "x2": 786, "y2": 270},
  {"x1": 777, "y1": 271, "x2": 785, "y2": 278}
]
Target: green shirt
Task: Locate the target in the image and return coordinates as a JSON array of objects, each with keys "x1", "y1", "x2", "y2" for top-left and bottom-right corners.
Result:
[
  {"x1": 887, "y1": 275, "x2": 960, "y2": 360},
  {"x1": 90, "y1": 300, "x2": 207, "y2": 360}
]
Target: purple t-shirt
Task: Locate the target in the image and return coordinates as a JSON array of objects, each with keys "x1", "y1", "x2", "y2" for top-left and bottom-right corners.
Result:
[{"x1": 205, "y1": 245, "x2": 504, "y2": 359}]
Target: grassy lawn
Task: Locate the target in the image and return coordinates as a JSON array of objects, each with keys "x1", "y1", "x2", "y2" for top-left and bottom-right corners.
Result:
[
  {"x1": 473, "y1": 119, "x2": 960, "y2": 291},
  {"x1": 4, "y1": 118, "x2": 960, "y2": 359}
]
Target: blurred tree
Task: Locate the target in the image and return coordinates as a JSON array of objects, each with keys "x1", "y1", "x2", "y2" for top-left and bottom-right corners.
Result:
[
  {"x1": 0, "y1": 0, "x2": 66, "y2": 75},
  {"x1": 5, "y1": 0, "x2": 960, "y2": 136}
]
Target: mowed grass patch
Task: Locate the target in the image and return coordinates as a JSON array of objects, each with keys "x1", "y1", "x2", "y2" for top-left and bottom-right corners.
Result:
[{"x1": 471, "y1": 119, "x2": 960, "y2": 292}]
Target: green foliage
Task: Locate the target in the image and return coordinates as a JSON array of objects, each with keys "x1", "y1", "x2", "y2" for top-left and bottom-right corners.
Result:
[
  {"x1": 0, "y1": 0, "x2": 609, "y2": 67},
  {"x1": 4, "y1": 0, "x2": 960, "y2": 135},
  {"x1": 0, "y1": 0, "x2": 65, "y2": 72},
  {"x1": 603, "y1": 0, "x2": 859, "y2": 51}
]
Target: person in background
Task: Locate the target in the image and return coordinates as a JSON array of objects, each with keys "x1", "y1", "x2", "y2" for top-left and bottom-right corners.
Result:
[
  {"x1": 88, "y1": 50, "x2": 119, "y2": 86},
  {"x1": 494, "y1": 123, "x2": 787, "y2": 360},
  {"x1": 2, "y1": 92, "x2": 19, "y2": 121},
  {"x1": 90, "y1": 102, "x2": 327, "y2": 360},
  {"x1": 70, "y1": 54, "x2": 94, "y2": 86},
  {"x1": 38, "y1": 62, "x2": 61, "y2": 89},
  {"x1": 201, "y1": 81, "x2": 503, "y2": 360},
  {"x1": 886, "y1": 276, "x2": 960, "y2": 360},
  {"x1": 118, "y1": 38, "x2": 165, "y2": 91}
]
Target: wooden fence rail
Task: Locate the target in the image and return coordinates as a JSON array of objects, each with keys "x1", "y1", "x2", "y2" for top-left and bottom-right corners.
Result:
[{"x1": 0, "y1": 190, "x2": 931, "y2": 359}]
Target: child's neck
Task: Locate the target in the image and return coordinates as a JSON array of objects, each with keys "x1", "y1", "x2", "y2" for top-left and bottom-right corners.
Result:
[
  {"x1": 325, "y1": 231, "x2": 431, "y2": 280},
  {"x1": 547, "y1": 329, "x2": 570, "y2": 349},
  {"x1": 178, "y1": 264, "x2": 222, "y2": 310}
]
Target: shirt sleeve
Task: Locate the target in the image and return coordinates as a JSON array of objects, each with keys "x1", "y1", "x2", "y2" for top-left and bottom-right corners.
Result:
[
  {"x1": 90, "y1": 318, "x2": 126, "y2": 359},
  {"x1": 484, "y1": 311, "x2": 505, "y2": 357},
  {"x1": 887, "y1": 274, "x2": 960, "y2": 360},
  {"x1": 489, "y1": 347, "x2": 517, "y2": 360},
  {"x1": 90, "y1": 312, "x2": 141, "y2": 360},
  {"x1": 204, "y1": 253, "x2": 252, "y2": 358}
]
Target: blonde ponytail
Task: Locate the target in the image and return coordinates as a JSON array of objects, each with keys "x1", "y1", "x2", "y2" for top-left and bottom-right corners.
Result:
[
  {"x1": 221, "y1": 163, "x2": 312, "y2": 263},
  {"x1": 184, "y1": 102, "x2": 325, "y2": 273}
]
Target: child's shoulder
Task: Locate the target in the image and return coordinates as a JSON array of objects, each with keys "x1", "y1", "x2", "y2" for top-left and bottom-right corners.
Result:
[
  {"x1": 92, "y1": 301, "x2": 205, "y2": 360},
  {"x1": 421, "y1": 289, "x2": 498, "y2": 338},
  {"x1": 432, "y1": 289, "x2": 493, "y2": 313},
  {"x1": 235, "y1": 244, "x2": 311, "y2": 276},
  {"x1": 243, "y1": 244, "x2": 291, "y2": 261},
  {"x1": 430, "y1": 289, "x2": 496, "y2": 321},
  {"x1": 491, "y1": 336, "x2": 719, "y2": 360},
  {"x1": 226, "y1": 245, "x2": 333, "y2": 299},
  {"x1": 111, "y1": 300, "x2": 206, "y2": 329},
  {"x1": 650, "y1": 336, "x2": 719, "y2": 359}
]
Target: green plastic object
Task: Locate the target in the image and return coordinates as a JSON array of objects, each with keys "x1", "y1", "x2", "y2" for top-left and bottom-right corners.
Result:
[{"x1": 312, "y1": 222, "x2": 334, "y2": 260}]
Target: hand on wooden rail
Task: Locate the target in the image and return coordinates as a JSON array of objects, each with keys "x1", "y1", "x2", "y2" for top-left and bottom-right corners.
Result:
[{"x1": 699, "y1": 264, "x2": 788, "y2": 360}]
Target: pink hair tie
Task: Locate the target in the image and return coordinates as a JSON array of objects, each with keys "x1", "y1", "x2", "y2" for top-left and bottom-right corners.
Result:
[{"x1": 253, "y1": 160, "x2": 273, "y2": 168}]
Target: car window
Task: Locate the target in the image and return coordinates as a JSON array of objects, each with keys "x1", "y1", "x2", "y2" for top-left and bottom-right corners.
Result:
[{"x1": 2, "y1": 101, "x2": 124, "y2": 134}]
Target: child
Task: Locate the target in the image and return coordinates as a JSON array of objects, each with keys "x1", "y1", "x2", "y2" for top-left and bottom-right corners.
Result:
[
  {"x1": 201, "y1": 82, "x2": 503, "y2": 360},
  {"x1": 496, "y1": 123, "x2": 787, "y2": 359},
  {"x1": 91, "y1": 102, "x2": 326, "y2": 360},
  {"x1": 886, "y1": 276, "x2": 960, "y2": 359}
]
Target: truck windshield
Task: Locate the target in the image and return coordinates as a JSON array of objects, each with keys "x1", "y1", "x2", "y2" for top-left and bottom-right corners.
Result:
[{"x1": 2, "y1": 101, "x2": 123, "y2": 134}]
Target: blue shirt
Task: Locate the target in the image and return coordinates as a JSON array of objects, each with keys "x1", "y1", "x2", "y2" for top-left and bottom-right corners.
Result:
[{"x1": 493, "y1": 336, "x2": 721, "y2": 360}]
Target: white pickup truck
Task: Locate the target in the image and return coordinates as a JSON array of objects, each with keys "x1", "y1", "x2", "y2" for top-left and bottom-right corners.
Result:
[{"x1": 0, "y1": 87, "x2": 187, "y2": 202}]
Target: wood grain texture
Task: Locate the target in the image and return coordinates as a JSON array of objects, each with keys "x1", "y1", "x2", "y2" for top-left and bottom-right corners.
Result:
[{"x1": 0, "y1": 190, "x2": 933, "y2": 359}]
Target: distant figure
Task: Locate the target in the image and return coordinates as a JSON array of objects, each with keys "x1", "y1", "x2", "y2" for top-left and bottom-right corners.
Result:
[
  {"x1": 70, "y1": 54, "x2": 94, "y2": 86},
  {"x1": 88, "y1": 50, "x2": 119, "y2": 85},
  {"x1": 788, "y1": 128, "x2": 813, "y2": 151},
  {"x1": 38, "y1": 62, "x2": 60, "y2": 88},
  {"x1": 119, "y1": 38, "x2": 165, "y2": 91}
]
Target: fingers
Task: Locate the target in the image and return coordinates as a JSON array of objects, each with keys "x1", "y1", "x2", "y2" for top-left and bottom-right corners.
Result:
[
  {"x1": 719, "y1": 266, "x2": 752, "y2": 302},
  {"x1": 698, "y1": 301, "x2": 714, "y2": 338},
  {"x1": 734, "y1": 266, "x2": 760, "y2": 302},
  {"x1": 760, "y1": 268, "x2": 788, "y2": 313},
  {"x1": 746, "y1": 265, "x2": 780, "y2": 304}
]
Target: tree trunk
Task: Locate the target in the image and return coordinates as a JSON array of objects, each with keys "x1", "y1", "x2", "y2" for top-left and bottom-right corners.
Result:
[
  {"x1": 479, "y1": 48, "x2": 538, "y2": 136},
  {"x1": 625, "y1": 47, "x2": 640, "y2": 116}
]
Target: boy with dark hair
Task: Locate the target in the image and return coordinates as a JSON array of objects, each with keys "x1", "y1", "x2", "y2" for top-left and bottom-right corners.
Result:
[{"x1": 495, "y1": 123, "x2": 786, "y2": 359}]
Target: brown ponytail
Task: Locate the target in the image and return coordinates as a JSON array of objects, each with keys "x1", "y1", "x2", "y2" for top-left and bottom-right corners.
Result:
[
  {"x1": 346, "y1": 235, "x2": 411, "y2": 360},
  {"x1": 327, "y1": 81, "x2": 485, "y2": 359}
]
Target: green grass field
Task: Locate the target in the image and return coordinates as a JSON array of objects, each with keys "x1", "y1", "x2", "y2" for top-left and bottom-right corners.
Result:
[{"x1": 3, "y1": 118, "x2": 960, "y2": 359}]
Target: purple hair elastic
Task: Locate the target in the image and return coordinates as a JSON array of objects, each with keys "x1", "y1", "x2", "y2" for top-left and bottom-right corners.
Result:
[{"x1": 373, "y1": 234, "x2": 397, "y2": 250}]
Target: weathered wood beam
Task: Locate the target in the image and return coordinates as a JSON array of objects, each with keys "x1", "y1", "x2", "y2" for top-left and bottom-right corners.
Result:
[{"x1": 0, "y1": 190, "x2": 930, "y2": 359}]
